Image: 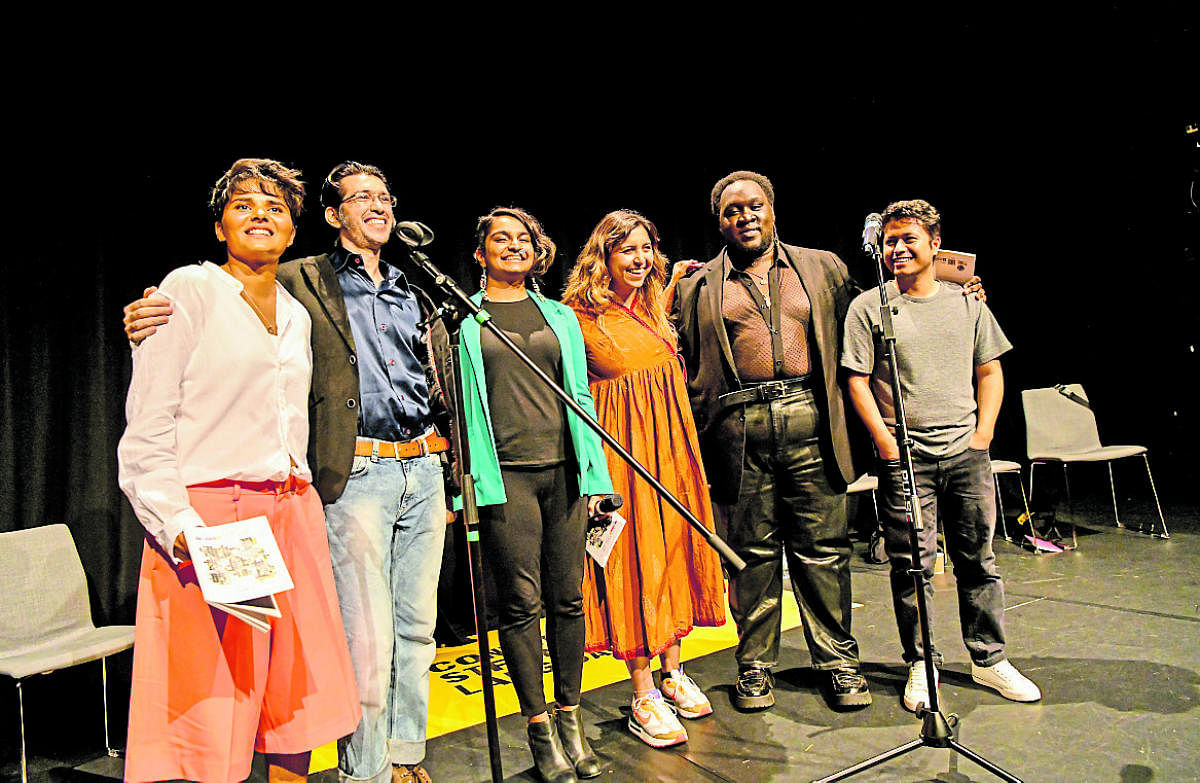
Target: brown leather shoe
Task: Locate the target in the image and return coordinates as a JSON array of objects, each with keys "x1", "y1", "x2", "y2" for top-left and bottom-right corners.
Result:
[{"x1": 393, "y1": 763, "x2": 433, "y2": 783}]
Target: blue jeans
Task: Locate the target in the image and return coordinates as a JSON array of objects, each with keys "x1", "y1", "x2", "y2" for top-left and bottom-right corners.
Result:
[
  {"x1": 325, "y1": 445, "x2": 446, "y2": 781},
  {"x1": 877, "y1": 447, "x2": 1007, "y2": 667}
]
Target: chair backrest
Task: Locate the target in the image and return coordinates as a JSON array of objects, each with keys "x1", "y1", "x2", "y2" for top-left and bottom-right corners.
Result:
[
  {"x1": 1022, "y1": 384, "x2": 1103, "y2": 458},
  {"x1": 0, "y1": 524, "x2": 94, "y2": 653}
]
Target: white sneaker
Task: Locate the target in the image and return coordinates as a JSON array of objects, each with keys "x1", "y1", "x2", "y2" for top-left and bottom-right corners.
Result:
[
  {"x1": 628, "y1": 689, "x2": 688, "y2": 748},
  {"x1": 903, "y1": 661, "x2": 939, "y2": 712},
  {"x1": 661, "y1": 666, "x2": 713, "y2": 719},
  {"x1": 972, "y1": 660, "x2": 1042, "y2": 702}
]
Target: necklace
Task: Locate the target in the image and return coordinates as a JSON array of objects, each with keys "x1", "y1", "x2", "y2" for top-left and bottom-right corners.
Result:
[
  {"x1": 241, "y1": 291, "x2": 277, "y2": 335},
  {"x1": 742, "y1": 266, "x2": 772, "y2": 309}
]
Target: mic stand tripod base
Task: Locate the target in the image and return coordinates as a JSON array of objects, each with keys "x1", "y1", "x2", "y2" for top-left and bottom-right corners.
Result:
[{"x1": 810, "y1": 707, "x2": 1022, "y2": 783}]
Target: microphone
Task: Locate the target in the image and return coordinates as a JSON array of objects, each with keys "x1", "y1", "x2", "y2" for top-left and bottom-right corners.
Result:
[
  {"x1": 592, "y1": 493, "x2": 624, "y2": 517},
  {"x1": 394, "y1": 220, "x2": 435, "y2": 248},
  {"x1": 862, "y1": 213, "x2": 883, "y2": 254}
]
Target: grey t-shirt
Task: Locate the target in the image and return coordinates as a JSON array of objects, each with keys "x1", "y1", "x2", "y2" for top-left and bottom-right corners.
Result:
[{"x1": 841, "y1": 281, "x2": 1012, "y2": 458}]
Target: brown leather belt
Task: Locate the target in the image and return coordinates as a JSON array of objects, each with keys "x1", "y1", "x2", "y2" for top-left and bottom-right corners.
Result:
[{"x1": 355, "y1": 433, "x2": 450, "y2": 460}]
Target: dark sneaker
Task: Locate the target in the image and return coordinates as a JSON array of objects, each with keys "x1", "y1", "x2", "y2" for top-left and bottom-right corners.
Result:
[
  {"x1": 827, "y1": 667, "x2": 872, "y2": 709},
  {"x1": 734, "y1": 666, "x2": 775, "y2": 710}
]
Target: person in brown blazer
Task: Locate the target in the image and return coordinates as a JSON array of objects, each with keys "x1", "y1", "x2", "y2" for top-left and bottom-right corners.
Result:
[{"x1": 672, "y1": 170, "x2": 871, "y2": 712}]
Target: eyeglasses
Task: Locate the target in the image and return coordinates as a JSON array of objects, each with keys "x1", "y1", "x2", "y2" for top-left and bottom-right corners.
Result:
[{"x1": 341, "y1": 191, "x2": 397, "y2": 209}]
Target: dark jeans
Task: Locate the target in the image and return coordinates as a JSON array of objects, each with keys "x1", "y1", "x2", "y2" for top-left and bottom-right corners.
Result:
[
  {"x1": 478, "y1": 463, "x2": 587, "y2": 717},
  {"x1": 877, "y1": 447, "x2": 1007, "y2": 667},
  {"x1": 723, "y1": 389, "x2": 860, "y2": 671}
]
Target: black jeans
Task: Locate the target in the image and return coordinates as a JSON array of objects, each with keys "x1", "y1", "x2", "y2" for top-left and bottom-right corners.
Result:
[
  {"x1": 722, "y1": 389, "x2": 860, "y2": 671},
  {"x1": 877, "y1": 447, "x2": 1007, "y2": 667},
  {"x1": 478, "y1": 463, "x2": 587, "y2": 717}
]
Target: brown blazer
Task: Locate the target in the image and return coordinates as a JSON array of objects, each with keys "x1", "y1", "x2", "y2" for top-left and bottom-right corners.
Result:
[{"x1": 673, "y1": 242, "x2": 857, "y2": 505}]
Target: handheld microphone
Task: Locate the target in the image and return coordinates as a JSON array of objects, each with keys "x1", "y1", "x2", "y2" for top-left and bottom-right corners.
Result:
[
  {"x1": 395, "y1": 221, "x2": 435, "y2": 248},
  {"x1": 593, "y1": 494, "x2": 624, "y2": 516},
  {"x1": 862, "y1": 213, "x2": 883, "y2": 254}
]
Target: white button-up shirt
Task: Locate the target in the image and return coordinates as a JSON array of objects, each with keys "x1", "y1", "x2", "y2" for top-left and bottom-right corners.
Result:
[{"x1": 118, "y1": 261, "x2": 312, "y2": 561}]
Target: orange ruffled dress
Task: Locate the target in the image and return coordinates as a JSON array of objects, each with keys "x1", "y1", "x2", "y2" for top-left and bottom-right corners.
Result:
[{"x1": 574, "y1": 306, "x2": 725, "y2": 660}]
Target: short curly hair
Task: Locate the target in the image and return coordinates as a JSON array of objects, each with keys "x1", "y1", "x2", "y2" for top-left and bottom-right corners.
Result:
[
  {"x1": 474, "y1": 206, "x2": 557, "y2": 278},
  {"x1": 881, "y1": 199, "x2": 942, "y2": 240},
  {"x1": 710, "y1": 170, "x2": 776, "y2": 215},
  {"x1": 209, "y1": 158, "x2": 305, "y2": 219}
]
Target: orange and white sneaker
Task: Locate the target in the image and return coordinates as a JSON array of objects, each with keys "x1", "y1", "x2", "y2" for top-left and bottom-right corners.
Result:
[
  {"x1": 661, "y1": 666, "x2": 713, "y2": 719},
  {"x1": 629, "y1": 689, "x2": 688, "y2": 748}
]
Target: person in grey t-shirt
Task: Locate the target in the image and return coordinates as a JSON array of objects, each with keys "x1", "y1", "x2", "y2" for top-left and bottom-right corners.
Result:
[{"x1": 841, "y1": 199, "x2": 1042, "y2": 713}]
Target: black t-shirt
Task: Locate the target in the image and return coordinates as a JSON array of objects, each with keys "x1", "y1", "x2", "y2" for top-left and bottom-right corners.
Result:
[{"x1": 480, "y1": 298, "x2": 568, "y2": 467}]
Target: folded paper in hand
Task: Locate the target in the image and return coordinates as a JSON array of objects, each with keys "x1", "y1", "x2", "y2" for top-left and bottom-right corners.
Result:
[
  {"x1": 585, "y1": 511, "x2": 626, "y2": 568},
  {"x1": 184, "y1": 515, "x2": 294, "y2": 631}
]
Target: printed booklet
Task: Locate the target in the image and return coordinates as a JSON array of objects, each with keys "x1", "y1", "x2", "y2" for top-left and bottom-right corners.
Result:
[{"x1": 183, "y1": 515, "x2": 294, "y2": 631}]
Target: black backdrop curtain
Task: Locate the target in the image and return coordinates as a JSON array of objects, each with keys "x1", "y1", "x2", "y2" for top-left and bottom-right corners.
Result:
[{"x1": 2, "y1": 80, "x2": 1196, "y2": 633}]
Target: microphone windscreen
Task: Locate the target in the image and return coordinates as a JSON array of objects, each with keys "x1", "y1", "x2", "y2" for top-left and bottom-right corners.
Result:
[
  {"x1": 395, "y1": 221, "x2": 435, "y2": 248},
  {"x1": 596, "y1": 494, "x2": 624, "y2": 514}
]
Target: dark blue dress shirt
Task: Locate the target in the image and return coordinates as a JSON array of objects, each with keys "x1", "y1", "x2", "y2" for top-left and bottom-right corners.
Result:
[{"x1": 332, "y1": 244, "x2": 431, "y2": 441}]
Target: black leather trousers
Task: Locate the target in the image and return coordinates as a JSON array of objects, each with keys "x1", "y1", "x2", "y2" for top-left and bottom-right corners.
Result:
[{"x1": 722, "y1": 388, "x2": 860, "y2": 670}]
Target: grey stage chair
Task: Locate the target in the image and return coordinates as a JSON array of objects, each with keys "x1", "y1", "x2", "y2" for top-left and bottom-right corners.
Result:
[
  {"x1": 846, "y1": 474, "x2": 884, "y2": 563},
  {"x1": 990, "y1": 459, "x2": 1031, "y2": 546},
  {"x1": 0, "y1": 524, "x2": 135, "y2": 783},
  {"x1": 1022, "y1": 384, "x2": 1168, "y2": 545},
  {"x1": 846, "y1": 473, "x2": 880, "y2": 524}
]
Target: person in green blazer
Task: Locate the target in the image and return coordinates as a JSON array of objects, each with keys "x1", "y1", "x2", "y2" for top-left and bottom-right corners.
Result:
[{"x1": 458, "y1": 206, "x2": 611, "y2": 783}]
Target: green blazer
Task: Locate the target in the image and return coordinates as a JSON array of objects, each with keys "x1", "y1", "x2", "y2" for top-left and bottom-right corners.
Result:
[{"x1": 457, "y1": 290, "x2": 613, "y2": 508}]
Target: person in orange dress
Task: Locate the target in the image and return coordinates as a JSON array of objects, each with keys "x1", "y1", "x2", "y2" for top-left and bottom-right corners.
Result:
[{"x1": 562, "y1": 210, "x2": 725, "y2": 749}]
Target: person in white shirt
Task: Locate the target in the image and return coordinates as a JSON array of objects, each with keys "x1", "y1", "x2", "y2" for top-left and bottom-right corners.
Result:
[{"x1": 117, "y1": 158, "x2": 361, "y2": 783}]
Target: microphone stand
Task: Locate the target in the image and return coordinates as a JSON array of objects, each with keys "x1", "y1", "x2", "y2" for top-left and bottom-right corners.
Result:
[
  {"x1": 399, "y1": 229, "x2": 746, "y2": 783},
  {"x1": 812, "y1": 238, "x2": 1021, "y2": 783},
  {"x1": 405, "y1": 240, "x2": 505, "y2": 783}
]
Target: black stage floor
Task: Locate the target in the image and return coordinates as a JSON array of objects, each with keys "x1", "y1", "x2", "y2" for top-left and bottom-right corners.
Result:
[{"x1": 8, "y1": 499, "x2": 1199, "y2": 783}]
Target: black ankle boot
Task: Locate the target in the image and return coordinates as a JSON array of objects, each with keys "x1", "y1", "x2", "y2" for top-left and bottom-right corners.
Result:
[
  {"x1": 555, "y1": 707, "x2": 602, "y2": 778},
  {"x1": 526, "y1": 717, "x2": 577, "y2": 783}
]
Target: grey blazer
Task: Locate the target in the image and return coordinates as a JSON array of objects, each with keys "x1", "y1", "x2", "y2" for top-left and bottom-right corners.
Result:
[{"x1": 673, "y1": 242, "x2": 857, "y2": 504}]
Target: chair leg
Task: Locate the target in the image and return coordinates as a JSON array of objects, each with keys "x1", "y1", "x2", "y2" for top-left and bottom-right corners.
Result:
[
  {"x1": 17, "y1": 679, "x2": 27, "y2": 783},
  {"x1": 1026, "y1": 463, "x2": 1041, "y2": 554},
  {"x1": 994, "y1": 479, "x2": 1010, "y2": 542},
  {"x1": 1015, "y1": 472, "x2": 1038, "y2": 554},
  {"x1": 1143, "y1": 454, "x2": 1169, "y2": 538},
  {"x1": 102, "y1": 656, "x2": 122, "y2": 758},
  {"x1": 1017, "y1": 473, "x2": 1033, "y2": 525},
  {"x1": 1107, "y1": 461, "x2": 1124, "y2": 529},
  {"x1": 1062, "y1": 464, "x2": 1078, "y2": 548}
]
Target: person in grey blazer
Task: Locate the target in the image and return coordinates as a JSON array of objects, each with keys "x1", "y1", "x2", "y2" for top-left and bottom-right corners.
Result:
[
  {"x1": 124, "y1": 162, "x2": 451, "y2": 783},
  {"x1": 672, "y1": 170, "x2": 871, "y2": 713}
]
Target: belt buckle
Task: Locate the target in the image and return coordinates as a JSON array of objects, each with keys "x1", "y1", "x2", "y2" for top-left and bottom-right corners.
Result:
[{"x1": 760, "y1": 380, "x2": 788, "y2": 401}]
